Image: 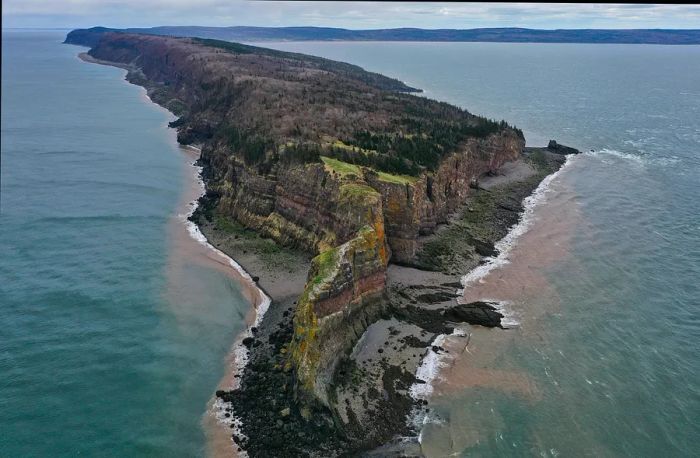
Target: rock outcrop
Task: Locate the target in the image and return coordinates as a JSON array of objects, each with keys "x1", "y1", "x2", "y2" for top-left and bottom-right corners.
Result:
[
  {"x1": 205, "y1": 135, "x2": 520, "y2": 404},
  {"x1": 367, "y1": 133, "x2": 522, "y2": 262},
  {"x1": 547, "y1": 139, "x2": 581, "y2": 155}
]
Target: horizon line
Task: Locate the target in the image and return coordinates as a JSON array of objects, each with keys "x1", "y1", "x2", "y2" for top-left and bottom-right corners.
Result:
[{"x1": 5, "y1": 25, "x2": 700, "y2": 31}]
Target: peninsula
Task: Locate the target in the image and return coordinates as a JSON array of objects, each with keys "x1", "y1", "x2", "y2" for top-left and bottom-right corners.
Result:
[{"x1": 65, "y1": 28, "x2": 579, "y2": 456}]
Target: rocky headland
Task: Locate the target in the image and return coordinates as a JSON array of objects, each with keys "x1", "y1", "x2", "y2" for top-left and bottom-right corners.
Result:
[{"x1": 65, "y1": 27, "x2": 579, "y2": 457}]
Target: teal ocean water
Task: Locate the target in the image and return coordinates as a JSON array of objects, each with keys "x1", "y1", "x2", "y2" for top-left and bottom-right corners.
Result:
[
  {"x1": 1, "y1": 31, "x2": 252, "y2": 456},
  {"x1": 260, "y1": 41, "x2": 700, "y2": 456},
  {"x1": 2, "y1": 31, "x2": 699, "y2": 457}
]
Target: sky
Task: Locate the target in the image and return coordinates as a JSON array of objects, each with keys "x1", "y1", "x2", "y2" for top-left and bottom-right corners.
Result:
[{"x1": 3, "y1": 1, "x2": 700, "y2": 30}]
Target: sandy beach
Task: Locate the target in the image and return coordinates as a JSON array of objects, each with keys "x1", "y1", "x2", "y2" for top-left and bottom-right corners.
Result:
[
  {"x1": 163, "y1": 144, "x2": 271, "y2": 458},
  {"x1": 79, "y1": 46, "x2": 310, "y2": 457}
]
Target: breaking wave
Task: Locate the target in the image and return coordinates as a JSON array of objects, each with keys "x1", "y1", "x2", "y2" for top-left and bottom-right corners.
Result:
[
  {"x1": 590, "y1": 148, "x2": 681, "y2": 167},
  {"x1": 408, "y1": 328, "x2": 468, "y2": 443},
  {"x1": 179, "y1": 147, "x2": 270, "y2": 454}
]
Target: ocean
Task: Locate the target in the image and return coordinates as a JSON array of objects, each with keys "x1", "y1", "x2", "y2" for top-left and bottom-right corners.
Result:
[
  {"x1": 260, "y1": 41, "x2": 700, "y2": 457},
  {"x1": 2, "y1": 31, "x2": 699, "y2": 456},
  {"x1": 1, "y1": 30, "x2": 255, "y2": 456}
]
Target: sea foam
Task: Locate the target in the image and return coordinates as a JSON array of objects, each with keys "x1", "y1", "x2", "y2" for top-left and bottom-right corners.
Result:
[
  {"x1": 410, "y1": 328, "x2": 469, "y2": 399},
  {"x1": 460, "y1": 154, "x2": 576, "y2": 291},
  {"x1": 179, "y1": 148, "x2": 270, "y2": 452},
  {"x1": 590, "y1": 148, "x2": 680, "y2": 167},
  {"x1": 409, "y1": 328, "x2": 468, "y2": 443},
  {"x1": 410, "y1": 156, "x2": 577, "y2": 442}
]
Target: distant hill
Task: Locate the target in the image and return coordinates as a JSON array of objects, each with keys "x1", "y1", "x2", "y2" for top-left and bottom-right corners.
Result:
[{"x1": 66, "y1": 26, "x2": 700, "y2": 45}]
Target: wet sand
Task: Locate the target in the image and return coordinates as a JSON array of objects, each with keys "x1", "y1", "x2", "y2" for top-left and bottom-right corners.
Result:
[
  {"x1": 163, "y1": 145, "x2": 269, "y2": 458},
  {"x1": 158, "y1": 94, "x2": 264, "y2": 458},
  {"x1": 82, "y1": 49, "x2": 309, "y2": 457}
]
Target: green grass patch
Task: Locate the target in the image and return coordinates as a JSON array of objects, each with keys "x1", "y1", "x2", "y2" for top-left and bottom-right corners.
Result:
[
  {"x1": 322, "y1": 154, "x2": 416, "y2": 185},
  {"x1": 328, "y1": 140, "x2": 377, "y2": 156},
  {"x1": 214, "y1": 216, "x2": 256, "y2": 238},
  {"x1": 321, "y1": 156, "x2": 361, "y2": 177},
  {"x1": 311, "y1": 247, "x2": 340, "y2": 287},
  {"x1": 376, "y1": 170, "x2": 418, "y2": 185}
]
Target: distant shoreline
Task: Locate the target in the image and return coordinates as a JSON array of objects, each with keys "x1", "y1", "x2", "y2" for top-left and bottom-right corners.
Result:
[{"x1": 67, "y1": 25, "x2": 700, "y2": 46}]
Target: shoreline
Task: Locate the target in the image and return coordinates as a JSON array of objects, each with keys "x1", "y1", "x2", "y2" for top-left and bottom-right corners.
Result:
[
  {"x1": 459, "y1": 153, "x2": 576, "y2": 291},
  {"x1": 76, "y1": 47, "x2": 307, "y2": 457},
  {"x1": 173, "y1": 144, "x2": 313, "y2": 458},
  {"x1": 408, "y1": 152, "x2": 579, "y2": 449},
  {"x1": 362, "y1": 148, "x2": 578, "y2": 455},
  {"x1": 163, "y1": 143, "x2": 265, "y2": 457},
  {"x1": 417, "y1": 157, "x2": 582, "y2": 456},
  {"x1": 75, "y1": 46, "x2": 581, "y2": 457},
  {"x1": 176, "y1": 147, "x2": 274, "y2": 458},
  {"x1": 76, "y1": 50, "x2": 277, "y2": 456}
]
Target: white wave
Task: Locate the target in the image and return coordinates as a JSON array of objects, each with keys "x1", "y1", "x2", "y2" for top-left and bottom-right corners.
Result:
[
  {"x1": 461, "y1": 154, "x2": 576, "y2": 290},
  {"x1": 410, "y1": 333, "x2": 448, "y2": 399},
  {"x1": 485, "y1": 299, "x2": 520, "y2": 329},
  {"x1": 210, "y1": 397, "x2": 249, "y2": 457},
  {"x1": 409, "y1": 338, "x2": 457, "y2": 445},
  {"x1": 590, "y1": 148, "x2": 646, "y2": 165},
  {"x1": 409, "y1": 328, "x2": 469, "y2": 400},
  {"x1": 589, "y1": 148, "x2": 680, "y2": 167},
  {"x1": 135, "y1": 85, "x2": 263, "y2": 453},
  {"x1": 413, "y1": 409, "x2": 446, "y2": 445},
  {"x1": 180, "y1": 149, "x2": 271, "y2": 447},
  {"x1": 409, "y1": 158, "x2": 578, "y2": 440},
  {"x1": 181, "y1": 152, "x2": 271, "y2": 325}
]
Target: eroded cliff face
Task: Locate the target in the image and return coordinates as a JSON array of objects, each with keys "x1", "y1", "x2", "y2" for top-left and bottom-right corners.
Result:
[
  {"x1": 368, "y1": 132, "x2": 522, "y2": 262},
  {"x1": 202, "y1": 131, "x2": 521, "y2": 258},
  {"x1": 197, "y1": 131, "x2": 522, "y2": 405},
  {"x1": 74, "y1": 31, "x2": 524, "y2": 409},
  {"x1": 289, "y1": 225, "x2": 388, "y2": 406}
]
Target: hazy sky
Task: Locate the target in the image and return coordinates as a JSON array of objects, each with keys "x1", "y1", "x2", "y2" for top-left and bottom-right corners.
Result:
[{"x1": 3, "y1": 1, "x2": 700, "y2": 30}]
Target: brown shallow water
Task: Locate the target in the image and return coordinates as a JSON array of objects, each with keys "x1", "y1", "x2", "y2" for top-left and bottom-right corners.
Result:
[
  {"x1": 419, "y1": 161, "x2": 583, "y2": 456},
  {"x1": 162, "y1": 144, "x2": 265, "y2": 458}
]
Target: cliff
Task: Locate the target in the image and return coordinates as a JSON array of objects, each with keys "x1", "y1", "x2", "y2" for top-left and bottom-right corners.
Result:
[{"x1": 67, "y1": 30, "x2": 523, "y2": 409}]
